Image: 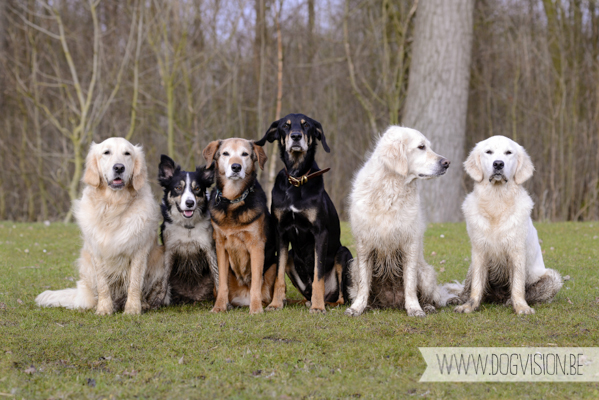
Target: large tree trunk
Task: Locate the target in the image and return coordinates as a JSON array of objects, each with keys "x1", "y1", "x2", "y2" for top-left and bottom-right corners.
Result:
[{"x1": 401, "y1": 0, "x2": 474, "y2": 222}]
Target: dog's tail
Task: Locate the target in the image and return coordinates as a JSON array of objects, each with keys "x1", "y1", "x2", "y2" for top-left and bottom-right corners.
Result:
[
  {"x1": 436, "y1": 280, "x2": 464, "y2": 307},
  {"x1": 35, "y1": 280, "x2": 96, "y2": 310}
]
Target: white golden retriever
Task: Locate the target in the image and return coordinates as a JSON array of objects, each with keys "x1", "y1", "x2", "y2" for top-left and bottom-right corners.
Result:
[
  {"x1": 345, "y1": 126, "x2": 457, "y2": 317},
  {"x1": 36, "y1": 137, "x2": 166, "y2": 315},
  {"x1": 454, "y1": 135, "x2": 563, "y2": 315}
]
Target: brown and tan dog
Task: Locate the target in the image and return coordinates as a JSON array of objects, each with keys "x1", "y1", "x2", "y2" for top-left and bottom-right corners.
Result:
[{"x1": 203, "y1": 138, "x2": 278, "y2": 314}]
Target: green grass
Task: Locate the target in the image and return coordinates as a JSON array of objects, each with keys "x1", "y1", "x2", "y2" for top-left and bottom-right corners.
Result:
[{"x1": 1, "y1": 221, "x2": 599, "y2": 399}]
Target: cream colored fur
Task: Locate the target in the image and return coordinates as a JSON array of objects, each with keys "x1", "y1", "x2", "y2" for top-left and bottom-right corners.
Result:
[
  {"x1": 35, "y1": 138, "x2": 166, "y2": 315},
  {"x1": 345, "y1": 126, "x2": 456, "y2": 317},
  {"x1": 455, "y1": 135, "x2": 563, "y2": 315}
]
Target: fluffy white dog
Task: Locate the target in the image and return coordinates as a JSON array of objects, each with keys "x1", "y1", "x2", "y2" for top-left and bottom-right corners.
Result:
[
  {"x1": 345, "y1": 126, "x2": 457, "y2": 317},
  {"x1": 454, "y1": 135, "x2": 563, "y2": 315},
  {"x1": 36, "y1": 138, "x2": 166, "y2": 315}
]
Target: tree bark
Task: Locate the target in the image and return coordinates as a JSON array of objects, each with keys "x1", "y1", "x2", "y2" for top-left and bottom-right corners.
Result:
[{"x1": 401, "y1": 0, "x2": 474, "y2": 222}]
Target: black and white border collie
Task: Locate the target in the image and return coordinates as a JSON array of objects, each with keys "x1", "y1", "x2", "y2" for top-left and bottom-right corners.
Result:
[{"x1": 158, "y1": 155, "x2": 218, "y2": 304}]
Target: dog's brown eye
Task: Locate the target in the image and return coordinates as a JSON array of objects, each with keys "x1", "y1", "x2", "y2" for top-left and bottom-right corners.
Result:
[
  {"x1": 241, "y1": 152, "x2": 248, "y2": 157},
  {"x1": 505, "y1": 151, "x2": 512, "y2": 155},
  {"x1": 175, "y1": 186, "x2": 182, "y2": 191},
  {"x1": 222, "y1": 152, "x2": 229, "y2": 156},
  {"x1": 418, "y1": 144, "x2": 425, "y2": 150},
  {"x1": 486, "y1": 150, "x2": 493, "y2": 154}
]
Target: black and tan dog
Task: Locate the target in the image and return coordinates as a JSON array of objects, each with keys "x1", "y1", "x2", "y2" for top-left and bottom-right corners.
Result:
[
  {"x1": 255, "y1": 113, "x2": 352, "y2": 313},
  {"x1": 157, "y1": 155, "x2": 218, "y2": 305},
  {"x1": 202, "y1": 138, "x2": 278, "y2": 314}
]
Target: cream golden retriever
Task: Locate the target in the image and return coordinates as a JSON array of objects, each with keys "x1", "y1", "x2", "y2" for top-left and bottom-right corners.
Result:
[
  {"x1": 345, "y1": 126, "x2": 457, "y2": 317},
  {"x1": 454, "y1": 135, "x2": 563, "y2": 315},
  {"x1": 36, "y1": 137, "x2": 166, "y2": 315}
]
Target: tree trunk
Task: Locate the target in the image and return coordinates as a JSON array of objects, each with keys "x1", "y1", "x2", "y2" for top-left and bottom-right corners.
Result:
[
  {"x1": 401, "y1": 0, "x2": 474, "y2": 222},
  {"x1": 266, "y1": 0, "x2": 284, "y2": 208}
]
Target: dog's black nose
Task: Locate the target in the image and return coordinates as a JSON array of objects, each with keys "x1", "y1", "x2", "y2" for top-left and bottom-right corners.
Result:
[
  {"x1": 185, "y1": 199, "x2": 195, "y2": 208},
  {"x1": 290, "y1": 132, "x2": 302, "y2": 142},
  {"x1": 493, "y1": 160, "x2": 504, "y2": 170},
  {"x1": 231, "y1": 163, "x2": 242, "y2": 173},
  {"x1": 113, "y1": 163, "x2": 125, "y2": 174},
  {"x1": 440, "y1": 158, "x2": 450, "y2": 169}
]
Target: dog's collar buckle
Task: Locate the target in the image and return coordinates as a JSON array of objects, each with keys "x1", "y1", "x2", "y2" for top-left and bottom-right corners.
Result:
[{"x1": 286, "y1": 168, "x2": 331, "y2": 187}]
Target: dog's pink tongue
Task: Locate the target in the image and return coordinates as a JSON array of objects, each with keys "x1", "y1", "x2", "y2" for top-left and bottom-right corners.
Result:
[{"x1": 184, "y1": 210, "x2": 193, "y2": 218}]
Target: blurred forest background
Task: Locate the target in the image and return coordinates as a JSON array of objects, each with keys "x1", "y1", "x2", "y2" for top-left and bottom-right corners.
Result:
[{"x1": 0, "y1": 0, "x2": 598, "y2": 222}]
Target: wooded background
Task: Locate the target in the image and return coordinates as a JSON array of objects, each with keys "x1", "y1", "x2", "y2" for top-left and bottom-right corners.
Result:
[{"x1": 1, "y1": 0, "x2": 598, "y2": 222}]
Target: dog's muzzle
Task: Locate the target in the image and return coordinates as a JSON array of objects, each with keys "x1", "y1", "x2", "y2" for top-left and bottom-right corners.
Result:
[
  {"x1": 490, "y1": 172, "x2": 507, "y2": 183},
  {"x1": 181, "y1": 199, "x2": 196, "y2": 218},
  {"x1": 108, "y1": 163, "x2": 126, "y2": 189},
  {"x1": 437, "y1": 158, "x2": 450, "y2": 175}
]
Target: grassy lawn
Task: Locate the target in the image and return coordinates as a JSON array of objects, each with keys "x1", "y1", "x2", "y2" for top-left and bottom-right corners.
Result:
[{"x1": 1, "y1": 221, "x2": 599, "y2": 399}]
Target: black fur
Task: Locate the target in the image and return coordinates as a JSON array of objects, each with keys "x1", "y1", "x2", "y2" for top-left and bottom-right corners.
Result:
[
  {"x1": 256, "y1": 113, "x2": 352, "y2": 304},
  {"x1": 158, "y1": 155, "x2": 218, "y2": 304}
]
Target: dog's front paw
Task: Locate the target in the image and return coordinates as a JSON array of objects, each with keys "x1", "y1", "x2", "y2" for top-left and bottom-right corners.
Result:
[
  {"x1": 265, "y1": 301, "x2": 284, "y2": 311},
  {"x1": 249, "y1": 306, "x2": 264, "y2": 315},
  {"x1": 514, "y1": 304, "x2": 535, "y2": 315},
  {"x1": 123, "y1": 300, "x2": 142, "y2": 315},
  {"x1": 446, "y1": 297, "x2": 464, "y2": 306},
  {"x1": 423, "y1": 304, "x2": 437, "y2": 314},
  {"x1": 309, "y1": 306, "x2": 326, "y2": 314},
  {"x1": 407, "y1": 308, "x2": 426, "y2": 317},
  {"x1": 454, "y1": 301, "x2": 477, "y2": 314},
  {"x1": 96, "y1": 300, "x2": 114, "y2": 316},
  {"x1": 211, "y1": 302, "x2": 229, "y2": 313},
  {"x1": 344, "y1": 307, "x2": 362, "y2": 317}
]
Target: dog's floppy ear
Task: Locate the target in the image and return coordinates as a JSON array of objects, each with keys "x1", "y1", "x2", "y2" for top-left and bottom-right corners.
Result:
[
  {"x1": 202, "y1": 140, "x2": 221, "y2": 165},
  {"x1": 309, "y1": 118, "x2": 330, "y2": 153},
  {"x1": 381, "y1": 137, "x2": 408, "y2": 177},
  {"x1": 132, "y1": 145, "x2": 148, "y2": 191},
  {"x1": 82, "y1": 142, "x2": 101, "y2": 187},
  {"x1": 464, "y1": 147, "x2": 484, "y2": 182},
  {"x1": 252, "y1": 141, "x2": 268, "y2": 170},
  {"x1": 158, "y1": 154, "x2": 178, "y2": 185},
  {"x1": 255, "y1": 120, "x2": 281, "y2": 146},
  {"x1": 514, "y1": 145, "x2": 534, "y2": 185},
  {"x1": 196, "y1": 163, "x2": 215, "y2": 188}
]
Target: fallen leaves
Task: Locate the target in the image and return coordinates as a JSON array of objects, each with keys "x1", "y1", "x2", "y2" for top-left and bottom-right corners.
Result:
[
  {"x1": 23, "y1": 365, "x2": 36, "y2": 375},
  {"x1": 122, "y1": 370, "x2": 138, "y2": 377},
  {"x1": 16, "y1": 299, "x2": 23, "y2": 305}
]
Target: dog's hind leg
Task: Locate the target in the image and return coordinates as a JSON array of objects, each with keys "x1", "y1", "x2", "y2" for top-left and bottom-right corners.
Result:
[
  {"x1": 328, "y1": 246, "x2": 352, "y2": 307},
  {"x1": 145, "y1": 244, "x2": 169, "y2": 309},
  {"x1": 207, "y1": 248, "x2": 219, "y2": 290},
  {"x1": 417, "y1": 260, "x2": 440, "y2": 310},
  {"x1": 345, "y1": 243, "x2": 372, "y2": 317},
  {"x1": 526, "y1": 268, "x2": 563, "y2": 304}
]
